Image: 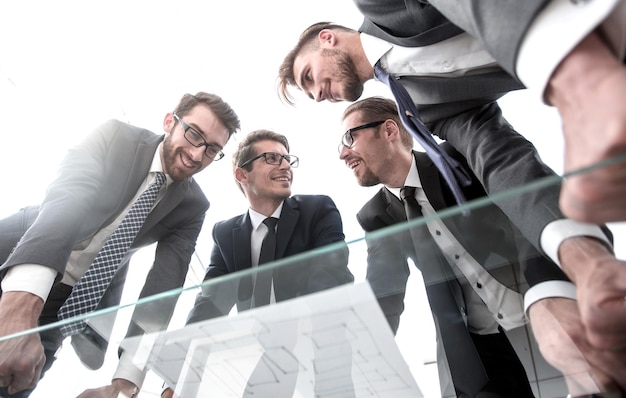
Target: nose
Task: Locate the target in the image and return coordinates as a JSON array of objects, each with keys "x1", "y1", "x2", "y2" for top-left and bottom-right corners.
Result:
[
  {"x1": 278, "y1": 157, "x2": 291, "y2": 169},
  {"x1": 312, "y1": 85, "x2": 325, "y2": 102},
  {"x1": 338, "y1": 145, "x2": 350, "y2": 160},
  {"x1": 188, "y1": 145, "x2": 206, "y2": 162}
]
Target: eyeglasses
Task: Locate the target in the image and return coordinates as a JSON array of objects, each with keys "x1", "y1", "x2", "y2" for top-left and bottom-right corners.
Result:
[
  {"x1": 338, "y1": 120, "x2": 385, "y2": 152},
  {"x1": 173, "y1": 114, "x2": 225, "y2": 161},
  {"x1": 239, "y1": 152, "x2": 300, "y2": 168}
]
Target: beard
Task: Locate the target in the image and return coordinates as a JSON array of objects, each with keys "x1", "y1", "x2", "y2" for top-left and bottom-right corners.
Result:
[
  {"x1": 162, "y1": 134, "x2": 199, "y2": 182},
  {"x1": 357, "y1": 166, "x2": 381, "y2": 187},
  {"x1": 322, "y1": 48, "x2": 364, "y2": 102}
]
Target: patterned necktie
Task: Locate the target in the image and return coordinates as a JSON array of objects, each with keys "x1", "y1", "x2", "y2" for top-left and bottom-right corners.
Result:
[
  {"x1": 252, "y1": 217, "x2": 278, "y2": 308},
  {"x1": 400, "y1": 186, "x2": 488, "y2": 396},
  {"x1": 58, "y1": 172, "x2": 166, "y2": 337},
  {"x1": 376, "y1": 64, "x2": 472, "y2": 206}
]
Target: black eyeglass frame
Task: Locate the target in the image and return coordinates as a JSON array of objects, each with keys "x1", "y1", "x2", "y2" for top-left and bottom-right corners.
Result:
[
  {"x1": 173, "y1": 113, "x2": 225, "y2": 161},
  {"x1": 238, "y1": 152, "x2": 300, "y2": 168},
  {"x1": 338, "y1": 120, "x2": 386, "y2": 152}
]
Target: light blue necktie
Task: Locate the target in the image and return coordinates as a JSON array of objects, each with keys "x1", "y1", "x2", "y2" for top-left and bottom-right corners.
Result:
[{"x1": 58, "y1": 172, "x2": 166, "y2": 337}]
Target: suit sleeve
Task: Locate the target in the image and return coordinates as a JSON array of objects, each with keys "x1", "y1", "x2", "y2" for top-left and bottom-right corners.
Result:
[
  {"x1": 356, "y1": 210, "x2": 411, "y2": 335},
  {"x1": 0, "y1": 120, "x2": 120, "y2": 279},
  {"x1": 303, "y1": 196, "x2": 354, "y2": 294},
  {"x1": 185, "y1": 222, "x2": 238, "y2": 324}
]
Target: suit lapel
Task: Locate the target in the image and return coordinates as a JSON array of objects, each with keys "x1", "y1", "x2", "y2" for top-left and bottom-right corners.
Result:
[
  {"x1": 414, "y1": 150, "x2": 448, "y2": 211},
  {"x1": 275, "y1": 198, "x2": 299, "y2": 259},
  {"x1": 233, "y1": 213, "x2": 253, "y2": 272}
]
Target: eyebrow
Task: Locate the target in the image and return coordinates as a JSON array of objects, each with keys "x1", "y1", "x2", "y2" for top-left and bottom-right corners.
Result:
[{"x1": 187, "y1": 121, "x2": 223, "y2": 149}]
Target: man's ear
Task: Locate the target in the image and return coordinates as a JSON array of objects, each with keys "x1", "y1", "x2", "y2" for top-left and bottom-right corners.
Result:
[
  {"x1": 319, "y1": 29, "x2": 337, "y2": 47},
  {"x1": 384, "y1": 119, "x2": 399, "y2": 141},
  {"x1": 163, "y1": 113, "x2": 175, "y2": 133},
  {"x1": 234, "y1": 167, "x2": 248, "y2": 185}
]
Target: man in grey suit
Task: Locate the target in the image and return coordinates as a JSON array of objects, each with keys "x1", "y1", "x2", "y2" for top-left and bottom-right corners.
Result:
[
  {"x1": 342, "y1": 97, "x2": 561, "y2": 397},
  {"x1": 279, "y1": 21, "x2": 626, "y2": 395},
  {"x1": 0, "y1": 92, "x2": 240, "y2": 398},
  {"x1": 160, "y1": 129, "x2": 354, "y2": 398}
]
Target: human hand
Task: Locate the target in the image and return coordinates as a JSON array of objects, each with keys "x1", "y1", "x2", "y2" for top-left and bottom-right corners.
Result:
[
  {"x1": 528, "y1": 297, "x2": 626, "y2": 396},
  {"x1": 76, "y1": 378, "x2": 138, "y2": 398},
  {"x1": 558, "y1": 236, "x2": 626, "y2": 352},
  {"x1": 161, "y1": 387, "x2": 178, "y2": 398},
  {"x1": 547, "y1": 31, "x2": 626, "y2": 224},
  {"x1": 0, "y1": 291, "x2": 46, "y2": 395}
]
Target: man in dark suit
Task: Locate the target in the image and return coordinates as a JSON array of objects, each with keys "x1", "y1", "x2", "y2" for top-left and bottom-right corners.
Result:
[
  {"x1": 0, "y1": 92, "x2": 240, "y2": 398},
  {"x1": 339, "y1": 97, "x2": 559, "y2": 397},
  {"x1": 161, "y1": 129, "x2": 354, "y2": 398},
  {"x1": 354, "y1": 0, "x2": 626, "y2": 226},
  {"x1": 278, "y1": 22, "x2": 626, "y2": 395},
  {"x1": 339, "y1": 97, "x2": 624, "y2": 397}
]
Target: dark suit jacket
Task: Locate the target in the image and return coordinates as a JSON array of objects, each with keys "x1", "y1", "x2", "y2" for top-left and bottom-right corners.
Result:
[
  {"x1": 353, "y1": 0, "x2": 583, "y2": 268},
  {"x1": 0, "y1": 119, "x2": 208, "y2": 364},
  {"x1": 187, "y1": 195, "x2": 354, "y2": 323},
  {"x1": 356, "y1": 146, "x2": 568, "y2": 334}
]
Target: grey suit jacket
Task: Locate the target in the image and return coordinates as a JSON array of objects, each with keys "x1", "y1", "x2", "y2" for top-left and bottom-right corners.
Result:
[
  {"x1": 187, "y1": 195, "x2": 354, "y2": 324},
  {"x1": 0, "y1": 119, "x2": 208, "y2": 364},
  {"x1": 356, "y1": 147, "x2": 568, "y2": 333}
]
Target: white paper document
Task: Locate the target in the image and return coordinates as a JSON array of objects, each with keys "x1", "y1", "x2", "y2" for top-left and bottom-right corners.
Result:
[{"x1": 120, "y1": 282, "x2": 424, "y2": 397}]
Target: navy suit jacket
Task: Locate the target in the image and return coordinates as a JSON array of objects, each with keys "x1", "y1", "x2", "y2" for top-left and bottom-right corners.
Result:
[{"x1": 187, "y1": 194, "x2": 354, "y2": 323}]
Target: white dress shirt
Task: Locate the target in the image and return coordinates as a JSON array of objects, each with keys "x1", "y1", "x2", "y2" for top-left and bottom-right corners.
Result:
[{"x1": 388, "y1": 157, "x2": 526, "y2": 334}]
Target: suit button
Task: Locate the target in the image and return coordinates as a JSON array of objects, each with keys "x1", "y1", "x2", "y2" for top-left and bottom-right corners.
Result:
[
  {"x1": 454, "y1": 254, "x2": 460, "y2": 259},
  {"x1": 435, "y1": 230, "x2": 441, "y2": 236},
  {"x1": 476, "y1": 282, "x2": 482, "y2": 289},
  {"x1": 497, "y1": 313, "x2": 503, "y2": 319}
]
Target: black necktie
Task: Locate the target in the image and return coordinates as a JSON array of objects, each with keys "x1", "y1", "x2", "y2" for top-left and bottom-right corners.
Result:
[
  {"x1": 253, "y1": 217, "x2": 278, "y2": 308},
  {"x1": 377, "y1": 64, "x2": 472, "y2": 206},
  {"x1": 400, "y1": 186, "x2": 487, "y2": 396},
  {"x1": 58, "y1": 172, "x2": 166, "y2": 336}
]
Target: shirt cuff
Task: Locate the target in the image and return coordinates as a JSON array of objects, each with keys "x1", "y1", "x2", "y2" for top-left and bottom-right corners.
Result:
[
  {"x1": 517, "y1": 0, "x2": 625, "y2": 102},
  {"x1": 540, "y1": 219, "x2": 612, "y2": 267},
  {"x1": 1, "y1": 264, "x2": 56, "y2": 301},
  {"x1": 523, "y1": 280, "x2": 577, "y2": 314},
  {"x1": 112, "y1": 350, "x2": 148, "y2": 390}
]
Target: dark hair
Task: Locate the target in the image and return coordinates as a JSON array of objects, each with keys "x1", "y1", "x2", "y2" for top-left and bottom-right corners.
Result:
[
  {"x1": 233, "y1": 129, "x2": 290, "y2": 194},
  {"x1": 173, "y1": 92, "x2": 241, "y2": 138},
  {"x1": 278, "y1": 22, "x2": 355, "y2": 105},
  {"x1": 343, "y1": 97, "x2": 414, "y2": 150}
]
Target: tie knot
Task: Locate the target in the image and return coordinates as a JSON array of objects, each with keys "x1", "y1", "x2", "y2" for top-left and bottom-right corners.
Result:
[
  {"x1": 155, "y1": 172, "x2": 166, "y2": 187},
  {"x1": 400, "y1": 186, "x2": 417, "y2": 201},
  {"x1": 263, "y1": 217, "x2": 278, "y2": 230}
]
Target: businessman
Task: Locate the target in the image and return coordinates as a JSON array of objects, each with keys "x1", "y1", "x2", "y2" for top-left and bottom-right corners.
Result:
[
  {"x1": 340, "y1": 97, "x2": 624, "y2": 396},
  {"x1": 352, "y1": 0, "x2": 626, "y2": 225},
  {"x1": 0, "y1": 92, "x2": 241, "y2": 398},
  {"x1": 161, "y1": 129, "x2": 354, "y2": 397},
  {"x1": 279, "y1": 22, "x2": 626, "y2": 395}
]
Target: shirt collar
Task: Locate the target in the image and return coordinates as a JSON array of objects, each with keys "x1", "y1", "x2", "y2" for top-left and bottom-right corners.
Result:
[
  {"x1": 153, "y1": 142, "x2": 172, "y2": 186},
  {"x1": 360, "y1": 32, "x2": 393, "y2": 78},
  {"x1": 386, "y1": 155, "x2": 422, "y2": 199},
  {"x1": 248, "y1": 201, "x2": 285, "y2": 231}
]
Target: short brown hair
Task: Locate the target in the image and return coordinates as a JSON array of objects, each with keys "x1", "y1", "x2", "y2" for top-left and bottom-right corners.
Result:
[
  {"x1": 278, "y1": 22, "x2": 355, "y2": 105},
  {"x1": 343, "y1": 97, "x2": 414, "y2": 150},
  {"x1": 232, "y1": 129, "x2": 290, "y2": 194},
  {"x1": 173, "y1": 92, "x2": 241, "y2": 138}
]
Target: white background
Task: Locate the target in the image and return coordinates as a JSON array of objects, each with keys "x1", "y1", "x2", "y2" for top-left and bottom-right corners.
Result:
[{"x1": 1, "y1": 1, "x2": 624, "y2": 397}]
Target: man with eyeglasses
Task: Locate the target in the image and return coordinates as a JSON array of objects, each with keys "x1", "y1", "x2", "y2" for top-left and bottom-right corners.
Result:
[
  {"x1": 161, "y1": 129, "x2": 354, "y2": 398},
  {"x1": 338, "y1": 97, "x2": 622, "y2": 397},
  {"x1": 0, "y1": 92, "x2": 240, "y2": 398}
]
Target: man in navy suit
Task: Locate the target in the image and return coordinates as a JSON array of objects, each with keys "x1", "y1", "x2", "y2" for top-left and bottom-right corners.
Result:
[
  {"x1": 161, "y1": 129, "x2": 354, "y2": 398},
  {"x1": 0, "y1": 92, "x2": 240, "y2": 398}
]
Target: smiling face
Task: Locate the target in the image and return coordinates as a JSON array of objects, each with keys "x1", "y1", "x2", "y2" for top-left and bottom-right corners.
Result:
[
  {"x1": 161, "y1": 104, "x2": 229, "y2": 182},
  {"x1": 238, "y1": 139, "x2": 294, "y2": 204},
  {"x1": 293, "y1": 47, "x2": 364, "y2": 103},
  {"x1": 339, "y1": 113, "x2": 395, "y2": 187}
]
